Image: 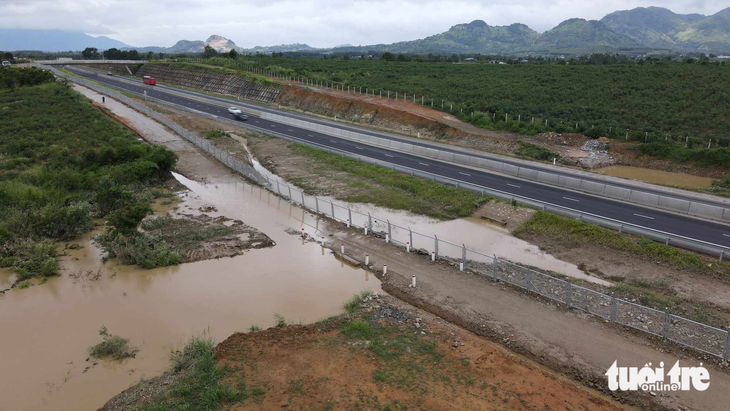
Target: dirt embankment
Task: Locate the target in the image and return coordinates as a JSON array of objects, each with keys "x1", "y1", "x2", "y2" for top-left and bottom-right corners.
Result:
[
  {"x1": 276, "y1": 85, "x2": 514, "y2": 154},
  {"x1": 278, "y1": 84, "x2": 727, "y2": 178},
  {"x1": 102, "y1": 294, "x2": 626, "y2": 410}
]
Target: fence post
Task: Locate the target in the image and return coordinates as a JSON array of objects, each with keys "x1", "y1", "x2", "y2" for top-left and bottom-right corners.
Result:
[
  {"x1": 564, "y1": 282, "x2": 572, "y2": 307},
  {"x1": 330, "y1": 201, "x2": 335, "y2": 218},
  {"x1": 525, "y1": 267, "x2": 532, "y2": 291},
  {"x1": 462, "y1": 244, "x2": 466, "y2": 268},
  {"x1": 610, "y1": 295, "x2": 617, "y2": 322},
  {"x1": 276, "y1": 180, "x2": 281, "y2": 194},
  {"x1": 434, "y1": 235, "x2": 439, "y2": 259},
  {"x1": 288, "y1": 185, "x2": 292, "y2": 199},
  {"x1": 368, "y1": 213, "x2": 372, "y2": 231},
  {"x1": 387, "y1": 220, "x2": 391, "y2": 240},
  {"x1": 348, "y1": 208, "x2": 352, "y2": 227},
  {"x1": 724, "y1": 329, "x2": 730, "y2": 361},
  {"x1": 492, "y1": 255, "x2": 498, "y2": 280},
  {"x1": 301, "y1": 190, "x2": 305, "y2": 205},
  {"x1": 315, "y1": 196, "x2": 319, "y2": 213},
  {"x1": 409, "y1": 228, "x2": 413, "y2": 250},
  {"x1": 662, "y1": 309, "x2": 670, "y2": 339},
  {"x1": 581, "y1": 289, "x2": 586, "y2": 310}
]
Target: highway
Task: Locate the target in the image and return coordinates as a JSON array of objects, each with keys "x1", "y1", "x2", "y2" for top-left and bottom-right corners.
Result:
[{"x1": 65, "y1": 66, "x2": 730, "y2": 250}]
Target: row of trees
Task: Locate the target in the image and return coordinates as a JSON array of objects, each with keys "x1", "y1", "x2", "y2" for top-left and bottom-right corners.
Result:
[{"x1": 81, "y1": 47, "x2": 143, "y2": 60}]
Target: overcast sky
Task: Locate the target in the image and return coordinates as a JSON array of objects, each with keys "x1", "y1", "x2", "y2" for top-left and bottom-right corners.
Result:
[{"x1": 0, "y1": 0, "x2": 727, "y2": 48}]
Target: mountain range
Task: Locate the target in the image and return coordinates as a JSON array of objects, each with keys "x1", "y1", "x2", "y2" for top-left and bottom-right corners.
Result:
[{"x1": 2, "y1": 7, "x2": 729, "y2": 55}]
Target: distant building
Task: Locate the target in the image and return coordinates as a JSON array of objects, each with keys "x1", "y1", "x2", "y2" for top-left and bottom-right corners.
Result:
[
  {"x1": 464, "y1": 57, "x2": 475, "y2": 62},
  {"x1": 520, "y1": 59, "x2": 529, "y2": 64}
]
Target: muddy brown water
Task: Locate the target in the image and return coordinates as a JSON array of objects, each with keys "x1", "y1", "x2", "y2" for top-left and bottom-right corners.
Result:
[
  {"x1": 596, "y1": 165, "x2": 717, "y2": 188},
  {"x1": 0, "y1": 174, "x2": 381, "y2": 411}
]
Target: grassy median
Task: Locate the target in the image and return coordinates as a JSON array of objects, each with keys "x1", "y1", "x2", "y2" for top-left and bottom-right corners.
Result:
[{"x1": 288, "y1": 143, "x2": 489, "y2": 220}]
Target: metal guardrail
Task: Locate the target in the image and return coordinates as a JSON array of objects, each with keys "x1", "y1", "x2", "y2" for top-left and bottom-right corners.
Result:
[
  {"x1": 52, "y1": 64, "x2": 730, "y2": 360},
  {"x1": 260, "y1": 112, "x2": 730, "y2": 225}
]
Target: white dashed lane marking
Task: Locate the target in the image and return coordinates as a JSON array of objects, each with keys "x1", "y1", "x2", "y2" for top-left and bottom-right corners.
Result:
[
  {"x1": 419, "y1": 162, "x2": 429, "y2": 166},
  {"x1": 459, "y1": 172, "x2": 471, "y2": 176},
  {"x1": 507, "y1": 183, "x2": 521, "y2": 188},
  {"x1": 633, "y1": 213, "x2": 655, "y2": 220},
  {"x1": 562, "y1": 197, "x2": 580, "y2": 202}
]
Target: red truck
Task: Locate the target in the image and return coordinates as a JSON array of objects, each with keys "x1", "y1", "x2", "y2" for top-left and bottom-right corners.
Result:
[{"x1": 143, "y1": 76, "x2": 156, "y2": 85}]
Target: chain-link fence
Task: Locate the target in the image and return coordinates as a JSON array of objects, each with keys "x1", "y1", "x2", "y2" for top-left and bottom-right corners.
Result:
[
  {"x1": 262, "y1": 169, "x2": 730, "y2": 360},
  {"x1": 52, "y1": 65, "x2": 730, "y2": 361}
]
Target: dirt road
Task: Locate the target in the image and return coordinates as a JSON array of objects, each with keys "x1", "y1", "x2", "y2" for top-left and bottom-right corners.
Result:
[{"x1": 319, "y1": 221, "x2": 730, "y2": 410}]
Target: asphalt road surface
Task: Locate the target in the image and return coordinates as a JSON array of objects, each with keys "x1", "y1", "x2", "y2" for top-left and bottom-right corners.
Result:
[{"x1": 66, "y1": 66, "x2": 730, "y2": 250}]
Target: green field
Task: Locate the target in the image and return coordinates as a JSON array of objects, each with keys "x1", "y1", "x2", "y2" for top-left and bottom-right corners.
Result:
[
  {"x1": 197, "y1": 57, "x2": 730, "y2": 147},
  {"x1": 0, "y1": 71, "x2": 178, "y2": 283}
]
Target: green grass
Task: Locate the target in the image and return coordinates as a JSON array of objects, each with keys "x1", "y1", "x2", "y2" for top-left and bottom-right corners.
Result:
[
  {"x1": 288, "y1": 143, "x2": 489, "y2": 220},
  {"x1": 89, "y1": 326, "x2": 139, "y2": 361},
  {"x1": 274, "y1": 313, "x2": 287, "y2": 328},
  {"x1": 0, "y1": 78, "x2": 178, "y2": 281},
  {"x1": 343, "y1": 289, "x2": 373, "y2": 313},
  {"x1": 516, "y1": 211, "x2": 730, "y2": 278},
  {"x1": 340, "y1": 318, "x2": 443, "y2": 391},
  {"x1": 141, "y1": 337, "x2": 245, "y2": 410},
  {"x1": 515, "y1": 141, "x2": 560, "y2": 161}
]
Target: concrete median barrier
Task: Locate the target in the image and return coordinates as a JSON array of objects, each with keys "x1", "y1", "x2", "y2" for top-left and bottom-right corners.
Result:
[
  {"x1": 689, "y1": 203, "x2": 726, "y2": 221},
  {"x1": 558, "y1": 175, "x2": 582, "y2": 190},
  {"x1": 502, "y1": 164, "x2": 520, "y2": 176},
  {"x1": 604, "y1": 185, "x2": 633, "y2": 201},
  {"x1": 630, "y1": 191, "x2": 660, "y2": 207},
  {"x1": 537, "y1": 171, "x2": 560, "y2": 185},
  {"x1": 658, "y1": 197, "x2": 691, "y2": 214},
  {"x1": 580, "y1": 180, "x2": 606, "y2": 196},
  {"x1": 518, "y1": 167, "x2": 539, "y2": 180}
]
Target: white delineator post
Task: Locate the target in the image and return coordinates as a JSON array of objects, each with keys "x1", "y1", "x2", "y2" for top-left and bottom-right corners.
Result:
[
  {"x1": 460, "y1": 261, "x2": 464, "y2": 271},
  {"x1": 383, "y1": 265, "x2": 387, "y2": 275},
  {"x1": 386, "y1": 234, "x2": 390, "y2": 243},
  {"x1": 346, "y1": 219, "x2": 350, "y2": 228},
  {"x1": 406, "y1": 242, "x2": 410, "y2": 252},
  {"x1": 365, "y1": 255, "x2": 369, "y2": 265},
  {"x1": 364, "y1": 227, "x2": 368, "y2": 235},
  {"x1": 431, "y1": 252, "x2": 435, "y2": 262},
  {"x1": 411, "y1": 275, "x2": 416, "y2": 287},
  {"x1": 341, "y1": 243, "x2": 345, "y2": 253}
]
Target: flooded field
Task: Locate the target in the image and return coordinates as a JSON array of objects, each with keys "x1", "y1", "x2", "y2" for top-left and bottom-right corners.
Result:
[
  {"x1": 595, "y1": 165, "x2": 717, "y2": 188},
  {"x1": 0, "y1": 174, "x2": 380, "y2": 411}
]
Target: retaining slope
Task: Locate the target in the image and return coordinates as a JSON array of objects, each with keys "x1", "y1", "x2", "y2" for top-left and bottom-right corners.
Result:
[{"x1": 137, "y1": 64, "x2": 279, "y2": 103}]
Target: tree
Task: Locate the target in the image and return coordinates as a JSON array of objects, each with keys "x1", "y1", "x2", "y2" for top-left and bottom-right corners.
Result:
[
  {"x1": 82, "y1": 47, "x2": 100, "y2": 59},
  {"x1": 396, "y1": 53, "x2": 407, "y2": 62},
  {"x1": 229, "y1": 49, "x2": 238, "y2": 59},
  {"x1": 3, "y1": 52, "x2": 13, "y2": 61},
  {"x1": 381, "y1": 52, "x2": 394, "y2": 61},
  {"x1": 202, "y1": 45, "x2": 218, "y2": 58}
]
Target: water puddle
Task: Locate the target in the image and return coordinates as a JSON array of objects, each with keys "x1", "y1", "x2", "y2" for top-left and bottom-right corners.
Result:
[
  {"x1": 595, "y1": 165, "x2": 716, "y2": 188},
  {"x1": 0, "y1": 174, "x2": 380, "y2": 411}
]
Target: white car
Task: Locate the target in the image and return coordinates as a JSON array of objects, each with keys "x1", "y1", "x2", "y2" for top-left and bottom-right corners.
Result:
[{"x1": 228, "y1": 107, "x2": 247, "y2": 120}]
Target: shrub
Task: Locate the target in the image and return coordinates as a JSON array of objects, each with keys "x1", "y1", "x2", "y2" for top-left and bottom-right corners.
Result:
[
  {"x1": 89, "y1": 326, "x2": 139, "y2": 361},
  {"x1": 515, "y1": 141, "x2": 560, "y2": 161},
  {"x1": 95, "y1": 232, "x2": 181, "y2": 269},
  {"x1": 0, "y1": 239, "x2": 59, "y2": 281}
]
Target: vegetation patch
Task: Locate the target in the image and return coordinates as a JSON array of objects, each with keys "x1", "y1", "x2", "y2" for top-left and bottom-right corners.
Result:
[
  {"x1": 515, "y1": 211, "x2": 730, "y2": 279},
  {"x1": 89, "y1": 326, "x2": 139, "y2": 361},
  {"x1": 0, "y1": 75, "x2": 177, "y2": 283},
  {"x1": 288, "y1": 143, "x2": 489, "y2": 220},
  {"x1": 515, "y1": 141, "x2": 560, "y2": 161}
]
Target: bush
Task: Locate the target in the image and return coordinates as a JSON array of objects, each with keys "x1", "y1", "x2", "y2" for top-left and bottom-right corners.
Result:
[
  {"x1": 0, "y1": 239, "x2": 59, "y2": 281},
  {"x1": 106, "y1": 201, "x2": 152, "y2": 236},
  {"x1": 96, "y1": 232, "x2": 181, "y2": 269},
  {"x1": 89, "y1": 326, "x2": 139, "y2": 361},
  {"x1": 515, "y1": 141, "x2": 560, "y2": 161}
]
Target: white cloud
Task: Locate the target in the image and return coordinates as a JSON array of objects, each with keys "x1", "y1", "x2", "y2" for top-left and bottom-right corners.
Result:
[{"x1": 0, "y1": 0, "x2": 727, "y2": 48}]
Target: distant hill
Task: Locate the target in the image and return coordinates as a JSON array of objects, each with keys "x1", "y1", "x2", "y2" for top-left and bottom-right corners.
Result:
[
  {"x1": 5, "y1": 6, "x2": 730, "y2": 56},
  {"x1": 246, "y1": 43, "x2": 315, "y2": 54},
  {"x1": 673, "y1": 7, "x2": 730, "y2": 52},
  {"x1": 0, "y1": 29, "x2": 130, "y2": 52},
  {"x1": 531, "y1": 19, "x2": 642, "y2": 53},
  {"x1": 601, "y1": 6, "x2": 730, "y2": 52}
]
